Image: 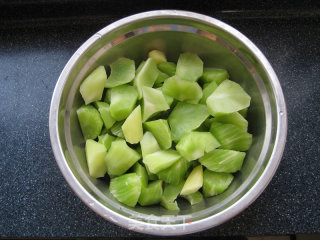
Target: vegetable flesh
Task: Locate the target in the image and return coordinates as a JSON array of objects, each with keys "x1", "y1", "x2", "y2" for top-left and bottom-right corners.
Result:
[
  {"x1": 180, "y1": 165, "x2": 203, "y2": 195},
  {"x1": 105, "y1": 57, "x2": 135, "y2": 88},
  {"x1": 122, "y1": 105, "x2": 143, "y2": 144},
  {"x1": 85, "y1": 139, "x2": 107, "y2": 178},
  {"x1": 203, "y1": 170, "x2": 234, "y2": 197},
  {"x1": 176, "y1": 53, "x2": 203, "y2": 82},
  {"x1": 138, "y1": 180, "x2": 163, "y2": 206},
  {"x1": 143, "y1": 150, "x2": 181, "y2": 174},
  {"x1": 77, "y1": 105, "x2": 103, "y2": 140},
  {"x1": 144, "y1": 119, "x2": 172, "y2": 149}
]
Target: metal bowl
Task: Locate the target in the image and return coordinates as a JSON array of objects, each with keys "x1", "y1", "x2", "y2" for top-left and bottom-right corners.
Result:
[{"x1": 49, "y1": 10, "x2": 287, "y2": 235}]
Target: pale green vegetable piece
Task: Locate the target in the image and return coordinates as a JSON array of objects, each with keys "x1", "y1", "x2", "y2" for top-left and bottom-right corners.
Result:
[
  {"x1": 199, "y1": 149, "x2": 246, "y2": 173},
  {"x1": 176, "y1": 131, "x2": 220, "y2": 161},
  {"x1": 94, "y1": 101, "x2": 116, "y2": 129},
  {"x1": 140, "y1": 131, "x2": 160, "y2": 158},
  {"x1": 85, "y1": 139, "x2": 107, "y2": 178},
  {"x1": 213, "y1": 112, "x2": 248, "y2": 131},
  {"x1": 77, "y1": 105, "x2": 103, "y2": 140},
  {"x1": 144, "y1": 119, "x2": 172, "y2": 149},
  {"x1": 105, "y1": 57, "x2": 135, "y2": 88},
  {"x1": 143, "y1": 150, "x2": 181, "y2": 174},
  {"x1": 210, "y1": 121, "x2": 252, "y2": 151},
  {"x1": 201, "y1": 68, "x2": 229, "y2": 85},
  {"x1": 122, "y1": 105, "x2": 143, "y2": 144},
  {"x1": 203, "y1": 170, "x2": 234, "y2": 197},
  {"x1": 182, "y1": 191, "x2": 203, "y2": 205},
  {"x1": 157, "y1": 158, "x2": 189, "y2": 184},
  {"x1": 138, "y1": 180, "x2": 163, "y2": 206},
  {"x1": 168, "y1": 102, "x2": 209, "y2": 142},
  {"x1": 206, "y1": 80, "x2": 251, "y2": 116},
  {"x1": 154, "y1": 71, "x2": 169, "y2": 87},
  {"x1": 109, "y1": 85, "x2": 138, "y2": 121},
  {"x1": 110, "y1": 121, "x2": 124, "y2": 138},
  {"x1": 162, "y1": 75, "x2": 203, "y2": 102},
  {"x1": 180, "y1": 165, "x2": 203, "y2": 195},
  {"x1": 161, "y1": 182, "x2": 184, "y2": 210},
  {"x1": 105, "y1": 139, "x2": 141, "y2": 176},
  {"x1": 148, "y1": 50, "x2": 167, "y2": 64},
  {"x1": 136, "y1": 61, "x2": 145, "y2": 75},
  {"x1": 98, "y1": 133, "x2": 116, "y2": 151},
  {"x1": 158, "y1": 62, "x2": 176, "y2": 76},
  {"x1": 134, "y1": 58, "x2": 159, "y2": 98},
  {"x1": 199, "y1": 81, "x2": 218, "y2": 104},
  {"x1": 157, "y1": 87, "x2": 174, "y2": 107},
  {"x1": 133, "y1": 162, "x2": 148, "y2": 188},
  {"x1": 142, "y1": 86, "x2": 169, "y2": 121},
  {"x1": 176, "y1": 53, "x2": 203, "y2": 82},
  {"x1": 80, "y1": 66, "x2": 107, "y2": 104},
  {"x1": 109, "y1": 173, "x2": 141, "y2": 207}
]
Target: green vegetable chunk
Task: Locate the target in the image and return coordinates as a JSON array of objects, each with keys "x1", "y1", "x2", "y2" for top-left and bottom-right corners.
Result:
[
  {"x1": 181, "y1": 165, "x2": 203, "y2": 195},
  {"x1": 140, "y1": 131, "x2": 160, "y2": 158},
  {"x1": 142, "y1": 86, "x2": 169, "y2": 121},
  {"x1": 110, "y1": 121, "x2": 124, "y2": 138},
  {"x1": 136, "y1": 61, "x2": 145, "y2": 75},
  {"x1": 203, "y1": 170, "x2": 234, "y2": 197},
  {"x1": 105, "y1": 139, "x2": 141, "y2": 176},
  {"x1": 98, "y1": 133, "x2": 116, "y2": 151},
  {"x1": 134, "y1": 58, "x2": 159, "y2": 98},
  {"x1": 133, "y1": 163, "x2": 148, "y2": 188},
  {"x1": 144, "y1": 119, "x2": 172, "y2": 149},
  {"x1": 158, "y1": 62, "x2": 176, "y2": 76},
  {"x1": 213, "y1": 112, "x2": 248, "y2": 131},
  {"x1": 109, "y1": 85, "x2": 138, "y2": 121},
  {"x1": 122, "y1": 105, "x2": 143, "y2": 144},
  {"x1": 138, "y1": 180, "x2": 163, "y2": 206},
  {"x1": 85, "y1": 139, "x2": 107, "y2": 178},
  {"x1": 105, "y1": 57, "x2": 135, "y2": 88},
  {"x1": 206, "y1": 80, "x2": 251, "y2": 116},
  {"x1": 143, "y1": 150, "x2": 181, "y2": 174},
  {"x1": 154, "y1": 71, "x2": 169, "y2": 87},
  {"x1": 176, "y1": 53, "x2": 203, "y2": 82},
  {"x1": 183, "y1": 191, "x2": 203, "y2": 205},
  {"x1": 199, "y1": 149, "x2": 246, "y2": 173},
  {"x1": 77, "y1": 105, "x2": 103, "y2": 140},
  {"x1": 239, "y1": 108, "x2": 248, "y2": 118},
  {"x1": 176, "y1": 131, "x2": 220, "y2": 161},
  {"x1": 157, "y1": 158, "x2": 189, "y2": 184},
  {"x1": 210, "y1": 121, "x2": 252, "y2": 151},
  {"x1": 157, "y1": 87, "x2": 174, "y2": 107},
  {"x1": 161, "y1": 182, "x2": 184, "y2": 210},
  {"x1": 201, "y1": 68, "x2": 229, "y2": 85},
  {"x1": 80, "y1": 66, "x2": 107, "y2": 104},
  {"x1": 148, "y1": 50, "x2": 167, "y2": 64},
  {"x1": 109, "y1": 173, "x2": 141, "y2": 207},
  {"x1": 162, "y1": 76, "x2": 203, "y2": 102},
  {"x1": 94, "y1": 101, "x2": 116, "y2": 129},
  {"x1": 168, "y1": 102, "x2": 209, "y2": 142},
  {"x1": 199, "y1": 81, "x2": 218, "y2": 104}
]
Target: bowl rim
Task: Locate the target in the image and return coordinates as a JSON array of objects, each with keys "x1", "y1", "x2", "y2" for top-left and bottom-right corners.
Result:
[{"x1": 49, "y1": 10, "x2": 287, "y2": 236}]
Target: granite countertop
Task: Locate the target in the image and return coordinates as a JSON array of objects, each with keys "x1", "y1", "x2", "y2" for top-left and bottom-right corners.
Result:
[{"x1": 0, "y1": 4, "x2": 319, "y2": 238}]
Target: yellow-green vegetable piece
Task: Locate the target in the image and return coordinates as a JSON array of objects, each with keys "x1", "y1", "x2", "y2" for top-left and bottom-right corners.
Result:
[
  {"x1": 85, "y1": 139, "x2": 107, "y2": 178},
  {"x1": 201, "y1": 68, "x2": 229, "y2": 85},
  {"x1": 138, "y1": 180, "x2": 163, "y2": 206},
  {"x1": 98, "y1": 133, "x2": 116, "y2": 151},
  {"x1": 180, "y1": 165, "x2": 203, "y2": 195},
  {"x1": 158, "y1": 62, "x2": 176, "y2": 76},
  {"x1": 143, "y1": 150, "x2": 181, "y2": 174},
  {"x1": 122, "y1": 105, "x2": 143, "y2": 144},
  {"x1": 133, "y1": 163, "x2": 148, "y2": 188},
  {"x1": 80, "y1": 66, "x2": 107, "y2": 104},
  {"x1": 94, "y1": 101, "x2": 116, "y2": 129},
  {"x1": 148, "y1": 50, "x2": 167, "y2": 64},
  {"x1": 140, "y1": 131, "x2": 160, "y2": 158},
  {"x1": 203, "y1": 170, "x2": 234, "y2": 197},
  {"x1": 176, "y1": 53, "x2": 203, "y2": 82},
  {"x1": 144, "y1": 119, "x2": 172, "y2": 149},
  {"x1": 182, "y1": 191, "x2": 203, "y2": 205},
  {"x1": 213, "y1": 112, "x2": 248, "y2": 131},
  {"x1": 157, "y1": 158, "x2": 189, "y2": 185},
  {"x1": 105, "y1": 57, "x2": 135, "y2": 88},
  {"x1": 77, "y1": 105, "x2": 103, "y2": 140},
  {"x1": 199, "y1": 81, "x2": 218, "y2": 104}
]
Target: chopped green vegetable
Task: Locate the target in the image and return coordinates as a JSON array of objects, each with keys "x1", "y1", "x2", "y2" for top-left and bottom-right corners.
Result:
[
  {"x1": 122, "y1": 105, "x2": 143, "y2": 144},
  {"x1": 109, "y1": 85, "x2": 138, "y2": 121},
  {"x1": 148, "y1": 50, "x2": 167, "y2": 64},
  {"x1": 143, "y1": 150, "x2": 181, "y2": 174},
  {"x1": 110, "y1": 121, "x2": 124, "y2": 138},
  {"x1": 161, "y1": 182, "x2": 184, "y2": 210},
  {"x1": 94, "y1": 101, "x2": 116, "y2": 129},
  {"x1": 105, "y1": 139, "x2": 141, "y2": 176},
  {"x1": 176, "y1": 131, "x2": 220, "y2": 161},
  {"x1": 199, "y1": 81, "x2": 218, "y2": 104},
  {"x1": 133, "y1": 162, "x2": 148, "y2": 188},
  {"x1": 203, "y1": 170, "x2": 234, "y2": 197},
  {"x1": 201, "y1": 68, "x2": 229, "y2": 85},
  {"x1": 136, "y1": 61, "x2": 145, "y2": 75},
  {"x1": 157, "y1": 158, "x2": 189, "y2": 184},
  {"x1": 182, "y1": 191, "x2": 203, "y2": 205},
  {"x1": 210, "y1": 121, "x2": 252, "y2": 151},
  {"x1": 213, "y1": 112, "x2": 248, "y2": 131},
  {"x1": 181, "y1": 165, "x2": 203, "y2": 195},
  {"x1": 162, "y1": 75, "x2": 203, "y2": 102},
  {"x1": 138, "y1": 180, "x2": 163, "y2": 206},
  {"x1": 206, "y1": 80, "x2": 251, "y2": 116},
  {"x1": 176, "y1": 53, "x2": 203, "y2": 82},
  {"x1": 98, "y1": 133, "x2": 116, "y2": 151},
  {"x1": 239, "y1": 108, "x2": 248, "y2": 118},
  {"x1": 158, "y1": 62, "x2": 176, "y2": 76},
  {"x1": 199, "y1": 149, "x2": 246, "y2": 173},
  {"x1": 109, "y1": 173, "x2": 141, "y2": 207},
  {"x1": 140, "y1": 131, "x2": 160, "y2": 158},
  {"x1": 105, "y1": 57, "x2": 135, "y2": 88},
  {"x1": 80, "y1": 66, "x2": 107, "y2": 104},
  {"x1": 144, "y1": 119, "x2": 172, "y2": 149},
  {"x1": 168, "y1": 102, "x2": 209, "y2": 142},
  {"x1": 77, "y1": 105, "x2": 103, "y2": 140},
  {"x1": 154, "y1": 71, "x2": 169, "y2": 87},
  {"x1": 85, "y1": 139, "x2": 107, "y2": 178}
]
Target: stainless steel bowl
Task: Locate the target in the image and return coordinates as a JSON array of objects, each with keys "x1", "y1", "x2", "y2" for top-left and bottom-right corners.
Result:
[{"x1": 49, "y1": 10, "x2": 287, "y2": 235}]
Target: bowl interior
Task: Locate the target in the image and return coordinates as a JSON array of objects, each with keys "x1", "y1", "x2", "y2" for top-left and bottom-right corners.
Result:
[{"x1": 56, "y1": 15, "x2": 278, "y2": 225}]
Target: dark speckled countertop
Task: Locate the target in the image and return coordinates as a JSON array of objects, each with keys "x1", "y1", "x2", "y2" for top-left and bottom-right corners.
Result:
[{"x1": 0, "y1": 1, "x2": 320, "y2": 238}]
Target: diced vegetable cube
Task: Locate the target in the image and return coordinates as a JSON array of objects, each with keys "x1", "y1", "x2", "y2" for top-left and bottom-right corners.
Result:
[
  {"x1": 77, "y1": 105, "x2": 103, "y2": 140},
  {"x1": 213, "y1": 112, "x2": 248, "y2": 131},
  {"x1": 144, "y1": 119, "x2": 172, "y2": 149},
  {"x1": 199, "y1": 81, "x2": 218, "y2": 104},
  {"x1": 157, "y1": 158, "x2": 189, "y2": 184},
  {"x1": 98, "y1": 133, "x2": 116, "y2": 151},
  {"x1": 148, "y1": 50, "x2": 167, "y2": 64},
  {"x1": 110, "y1": 121, "x2": 124, "y2": 138},
  {"x1": 140, "y1": 131, "x2": 160, "y2": 158},
  {"x1": 160, "y1": 182, "x2": 184, "y2": 211},
  {"x1": 105, "y1": 57, "x2": 135, "y2": 88},
  {"x1": 122, "y1": 105, "x2": 143, "y2": 144},
  {"x1": 133, "y1": 163, "x2": 148, "y2": 188},
  {"x1": 201, "y1": 68, "x2": 229, "y2": 85},
  {"x1": 143, "y1": 150, "x2": 180, "y2": 174},
  {"x1": 180, "y1": 165, "x2": 203, "y2": 195},
  {"x1": 138, "y1": 180, "x2": 163, "y2": 206},
  {"x1": 176, "y1": 53, "x2": 203, "y2": 82},
  {"x1": 182, "y1": 191, "x2": 203, "y2": 205},
  {"x1": 94, "y1": 101, "x2": 116, "y2": 129},
  {"x1": 158, "y1": 62, "x2": 176, "y2": 76},
  {"x1": 85, "y1": 139, "x2": 107, "y2": 178},
  {"x1": 203, "y1": 170, "x2": 234, "y2": 197}
]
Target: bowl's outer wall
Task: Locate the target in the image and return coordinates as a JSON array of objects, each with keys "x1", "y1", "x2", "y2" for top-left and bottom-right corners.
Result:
[{"x1": 50, "y1": 10, "x2": 287, "y2": 235}]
